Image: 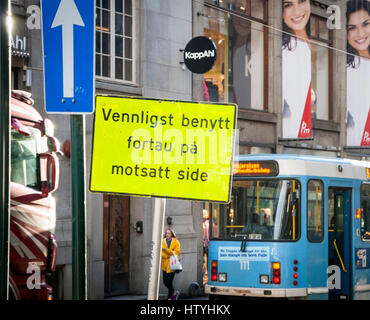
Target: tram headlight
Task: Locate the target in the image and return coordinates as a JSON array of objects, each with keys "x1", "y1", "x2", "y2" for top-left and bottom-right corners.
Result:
[
  {"x1": 260, "y1": 275, "x2": 269, "y2": 284},
  {"x1": 218, "y1": 273, "x2": 227, "y2": 282}
]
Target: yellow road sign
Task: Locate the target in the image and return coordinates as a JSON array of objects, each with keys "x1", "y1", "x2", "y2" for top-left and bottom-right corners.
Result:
[{"x1": 90, "y1": 96, "x2": 237, "y2": 202}]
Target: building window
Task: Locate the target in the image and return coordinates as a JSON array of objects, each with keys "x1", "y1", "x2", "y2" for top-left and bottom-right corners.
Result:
[
  {"x1": 307, "y1": 180, "x2": 324, "y2": 243},
  {"x1": 310, "y1": 15, "x2": 333, "y2": 121},
  {"x1": 203, "y1": 0, "x2": 268, "y2": 110},
  {"x1": 96, "y1": 0, "x2": 134, "y2": 82}
]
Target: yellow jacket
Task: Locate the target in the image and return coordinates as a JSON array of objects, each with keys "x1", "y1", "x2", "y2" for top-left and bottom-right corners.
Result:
[{"x1": 161, "y1": 237, "x2": 181, "y2": 273}]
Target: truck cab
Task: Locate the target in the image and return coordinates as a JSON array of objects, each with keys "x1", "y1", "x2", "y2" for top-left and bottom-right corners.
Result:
[{"x1": 9, "y1": 90, "x2": 60, "y2": 300}]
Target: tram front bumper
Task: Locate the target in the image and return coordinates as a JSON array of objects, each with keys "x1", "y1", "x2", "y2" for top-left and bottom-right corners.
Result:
[{"x1": 205, "y1": 284, "x2": 307, "y2": 298}]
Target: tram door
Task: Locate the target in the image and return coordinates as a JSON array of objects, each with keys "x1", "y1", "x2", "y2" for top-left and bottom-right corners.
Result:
[{"x1": 328, "y1": 188, "x2": 352, "y2": 300}]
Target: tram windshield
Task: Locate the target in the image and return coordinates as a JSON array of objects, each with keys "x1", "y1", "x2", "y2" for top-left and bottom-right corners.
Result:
[{"x1": 210, "y1": 179, "x2": 300, "y2": 241}]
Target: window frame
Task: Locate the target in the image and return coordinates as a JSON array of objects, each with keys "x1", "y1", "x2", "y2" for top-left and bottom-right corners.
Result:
[
  {"x1": 95, "y1": 0, "x2": 136, "y2": 84},
  {"x1": 307, "y1": 179, "x2": 325, "y2": 243},
  {"x1": 309, "y1": 14, "x2": 334, "y2": 121},
  {"x1": 203, "y1": 0, "x2": 269, "y2": 111},
  {"x1": 204, "y1": 0, "x2": 268, "y2": 25}
]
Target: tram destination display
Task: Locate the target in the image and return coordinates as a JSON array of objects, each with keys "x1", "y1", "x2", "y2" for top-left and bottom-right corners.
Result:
[{"x1": 233, "y1": 161, "x2": 279, "y2": 177}]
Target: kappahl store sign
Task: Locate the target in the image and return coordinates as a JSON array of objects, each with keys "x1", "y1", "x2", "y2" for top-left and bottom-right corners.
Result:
[{"x1": 183, "y1": 36, "x2": 217, "y2": 74}]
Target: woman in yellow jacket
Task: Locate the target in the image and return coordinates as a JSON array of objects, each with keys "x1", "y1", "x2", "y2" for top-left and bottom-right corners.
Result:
[{"x1": 161, "y1": 228, "x2": 181, "y2": 300}]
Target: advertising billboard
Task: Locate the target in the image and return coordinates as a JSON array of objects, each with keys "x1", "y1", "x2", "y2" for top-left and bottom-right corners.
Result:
[
  {"x1": 346, "y1": 0, "x2": 370, "y2": 146},
  {"x1": 282, "y1": 0, "x2": 312, "y2": 140}
]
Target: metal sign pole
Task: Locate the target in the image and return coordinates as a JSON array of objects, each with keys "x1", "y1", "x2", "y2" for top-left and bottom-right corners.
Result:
[
  {"x1": 0, "y1": 0, "x2": 10, "y2": 300},
  {"x1": 70, "y1": 114, "x2": 87, "y2": 300},
  {"x1": 40, "y1": 0, "x2": 93, "y2": 300},
  {"x1": 147, "y1": 198, "x2": 166, "y2": 300}
]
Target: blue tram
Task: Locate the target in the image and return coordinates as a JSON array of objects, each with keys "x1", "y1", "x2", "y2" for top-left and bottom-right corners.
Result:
[{"x1": 205, "y1": 154, "x2": 370, "y2": 300}]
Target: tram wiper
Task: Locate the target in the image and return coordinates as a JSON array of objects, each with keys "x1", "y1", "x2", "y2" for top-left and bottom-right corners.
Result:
[{"x1": 240, "y1": 236, "x2": 247, "y2": 252}]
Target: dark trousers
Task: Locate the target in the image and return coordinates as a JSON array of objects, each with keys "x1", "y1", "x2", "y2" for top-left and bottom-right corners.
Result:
[{"x1": 163, "y1": 271, "x2": 176, "y2": 299}]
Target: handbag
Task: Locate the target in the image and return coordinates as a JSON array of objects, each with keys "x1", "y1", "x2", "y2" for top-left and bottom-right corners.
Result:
[{"x1": 169, "y1": 251, "x2": 183, "y2": 272}]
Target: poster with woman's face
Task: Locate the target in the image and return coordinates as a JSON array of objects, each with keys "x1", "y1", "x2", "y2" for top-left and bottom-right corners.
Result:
[
  {"x1": 346, "y1": 0, "x2": 370, "y2": 146},
  {"x1": 282, "y1": 0, "x2": 312, "y2": 139}
]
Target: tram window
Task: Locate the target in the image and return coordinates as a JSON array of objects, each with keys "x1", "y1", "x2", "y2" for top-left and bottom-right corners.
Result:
[
  {"x1": 307, "y1": 180, "x2": 324, "y2": 242},
  {"x1": 211, "y1": 203, "x2": 220, "y2": 238},
  {"x1": 360, "y1": 184, "x2": 370, "y2": 241},
  {"x1": 210, "y1": 179, "x2": 300, "y2": 241}
]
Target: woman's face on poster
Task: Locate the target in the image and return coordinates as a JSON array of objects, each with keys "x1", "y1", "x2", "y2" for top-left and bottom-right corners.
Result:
[
  {"x1": 283, "y1": 0, "x2": 311, "y2": 34},
  {"x1": 347, "y1": 9, "x2": 370, "y2": 55}
]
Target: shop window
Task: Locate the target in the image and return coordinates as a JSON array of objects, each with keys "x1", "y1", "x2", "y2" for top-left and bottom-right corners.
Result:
[
  {"x1": 96, "y1": 0, "x2": 134, "y2": 83},
  {"x1": 203, "y1": 0, "x2": 267, "y2": 110},
  {"x1": 310, "y1": 15, "x2": 333, "y2": 121},
  {"x1": 360, "y1": 184, "x2": 370, "y2": 241},
  {"x1": 307, "y1": 180, "x2": 324, "y2": 242}
]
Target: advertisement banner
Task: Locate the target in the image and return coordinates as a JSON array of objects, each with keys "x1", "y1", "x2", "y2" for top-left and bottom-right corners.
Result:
[
  {"x1": 346, "y1": 0, "x2": 370, "y2": 146},
  {"x1": 282, "y1": 0, "x2": 312, "y2": 139}
]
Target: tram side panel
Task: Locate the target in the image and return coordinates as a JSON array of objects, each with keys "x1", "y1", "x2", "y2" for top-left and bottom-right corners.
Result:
[{"x1": 353, "y1": 182, "x2": 370, "y2": 300}]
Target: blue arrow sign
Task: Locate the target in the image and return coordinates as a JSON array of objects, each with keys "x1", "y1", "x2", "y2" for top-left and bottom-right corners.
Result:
[{"x1": 41, "y1": 0, "x2": 95, "y2": 113}]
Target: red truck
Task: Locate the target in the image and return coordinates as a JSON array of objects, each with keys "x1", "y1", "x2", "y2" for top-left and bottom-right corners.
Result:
[{"x1": 9, "y1": 90, "x2": 60, "y2": 300}]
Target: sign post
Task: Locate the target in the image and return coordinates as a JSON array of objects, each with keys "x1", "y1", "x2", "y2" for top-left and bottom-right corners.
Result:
[
  {"x1": 41, "y1": 0, "x2": 95, "y2": 300},
  {"x1": 147, "y1": 198, "x2": 166, "y2": 300},
  {"x1": 0, "y1": 0, "x2": 10, "y2": 300},
  {"x1": 70, "y1": 115, "x2": 87, "y2": 300}
]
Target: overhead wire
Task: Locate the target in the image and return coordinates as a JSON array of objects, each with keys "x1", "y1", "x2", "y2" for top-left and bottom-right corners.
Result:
[{"x1": 192, "y1": 0, "x2": 368, "y2": 62}]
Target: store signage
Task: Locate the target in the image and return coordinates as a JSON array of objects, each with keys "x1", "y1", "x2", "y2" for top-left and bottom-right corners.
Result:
[
  {"x1": 11, "y1": 35, "x2": 27, "y2": 51},
  {"x1": 11, "y1": 34, "x2": 30, "y2": 58},
  {"x1": 90, "y1": 96, "x2": 237, "y2": 203},
  {"x1": 183, "y1": 36, "x2": 217, "y2": 74}
]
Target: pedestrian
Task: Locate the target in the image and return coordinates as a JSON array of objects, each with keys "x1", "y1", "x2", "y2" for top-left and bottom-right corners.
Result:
[{"x1": 161, "y1": 228, "x2": 181, "y2": 300}]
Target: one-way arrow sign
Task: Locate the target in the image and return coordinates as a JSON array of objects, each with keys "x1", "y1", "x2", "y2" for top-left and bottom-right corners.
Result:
[
  {"x1": 41, "y1": 0, "x2": 95, "y2": 113},
  {"x1": 51, "y1": 0, "x2": 85, "y2": 98}
]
